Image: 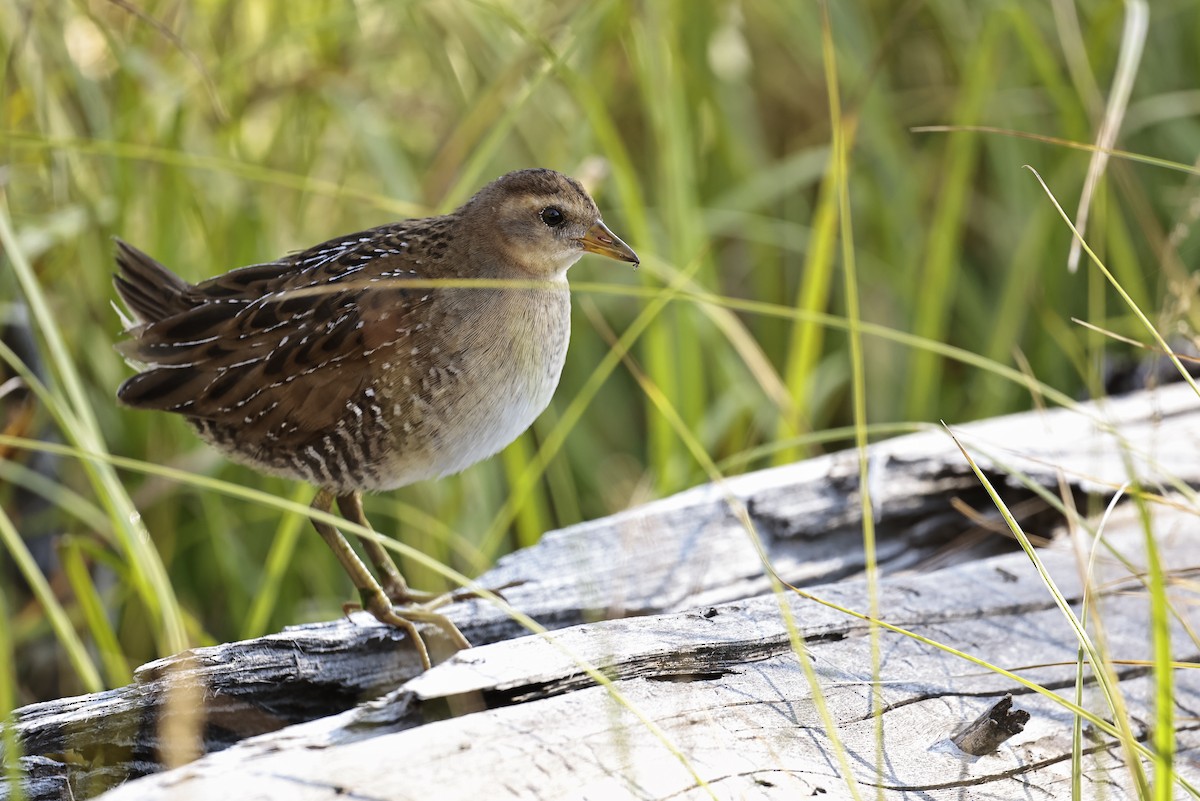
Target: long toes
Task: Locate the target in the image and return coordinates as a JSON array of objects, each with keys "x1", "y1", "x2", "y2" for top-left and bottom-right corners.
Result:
[
  {"x1": 445, "y1": 579, "x2": 524, "y2": 605},
  {"x1": 386, "y1": 586, "x2": 444, "y2": 605},
  {"x1": 358, "y1": 592, "x2": 471, "y2": 667},
  {"x1": 399, "y1": 608, "x2": 472, "y2": 651}
]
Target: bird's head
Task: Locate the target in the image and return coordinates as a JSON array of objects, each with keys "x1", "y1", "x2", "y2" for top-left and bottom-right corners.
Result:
[{"x1": 459, "y1": 168, "x2": 639, "y2": 278}]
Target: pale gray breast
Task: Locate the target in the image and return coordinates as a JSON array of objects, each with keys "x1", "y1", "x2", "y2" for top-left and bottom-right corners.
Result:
[{"x1": 418, "y1": 284, "x2": 571, "y2": 478}]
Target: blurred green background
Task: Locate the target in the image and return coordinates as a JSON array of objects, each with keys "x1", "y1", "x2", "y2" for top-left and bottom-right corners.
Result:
[{"x1": 2, "y1": 0, "x2": 1198, "y2": 703}]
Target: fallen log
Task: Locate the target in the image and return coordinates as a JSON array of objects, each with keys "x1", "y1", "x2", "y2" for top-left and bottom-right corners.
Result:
[{"x1": 6, "y1": 383, "x2": 1199, "y2": 800}]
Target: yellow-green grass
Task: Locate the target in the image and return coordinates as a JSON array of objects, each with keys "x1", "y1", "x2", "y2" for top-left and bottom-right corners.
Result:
[{"x1": 2, "y1": 1, "x2": 1199, "y2": 796}]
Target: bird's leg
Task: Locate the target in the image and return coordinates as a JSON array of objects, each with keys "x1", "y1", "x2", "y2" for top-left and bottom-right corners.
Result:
[
  {"x1": 342, "y1": 492, "x2": 523, "y2": 607},
  {"x1": 335, "y1": 491, "x2": 441, "y2": 604},
  {"x1": 320, "y1": 490, "x2": 471, "y2": 658},
  {"x1": 310, "y1": 490, "x2": 468, "y2": 669}
]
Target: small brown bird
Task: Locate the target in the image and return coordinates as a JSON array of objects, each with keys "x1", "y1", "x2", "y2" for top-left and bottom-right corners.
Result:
[{"x1": 114, "y1": 168, "x2": 638, "y2": 668}]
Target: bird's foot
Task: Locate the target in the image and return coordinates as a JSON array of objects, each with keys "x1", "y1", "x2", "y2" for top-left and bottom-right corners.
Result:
[
  {"x1": 381, "y1": 578, "x2": 524, "y2": 608},
  {"x1": 442, "y1": 579, "x2": 524, "y2": 605},
  {"x1": 380, "y1": 581, "x2": 444, "y2": 606},
  {"x1": 354, "y1": 588, "x2": 472, "y2": 670}
]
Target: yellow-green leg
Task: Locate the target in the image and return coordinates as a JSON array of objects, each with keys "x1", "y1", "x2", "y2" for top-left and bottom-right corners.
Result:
[
  {"x1": 335, "y1": 492, "x2": 441, "y2": 605},
  {"x1": 310, "y1": 489, "x2": 470, "y2": 670}
]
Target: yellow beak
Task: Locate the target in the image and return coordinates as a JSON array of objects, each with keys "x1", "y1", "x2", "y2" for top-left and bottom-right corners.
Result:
[{"x1": 579, "y1": 220, "x2": 639, "y2": 267}]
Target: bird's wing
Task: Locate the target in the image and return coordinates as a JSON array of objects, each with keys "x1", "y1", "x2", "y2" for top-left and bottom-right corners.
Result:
[{"x1": 116, "y1": 223, "x2": 442, "y2": 442}]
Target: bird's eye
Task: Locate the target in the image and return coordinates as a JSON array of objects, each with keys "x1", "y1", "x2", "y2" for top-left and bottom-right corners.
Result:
[{"x1": 540, "y1": 207, "x2": 566, "y2": 227}]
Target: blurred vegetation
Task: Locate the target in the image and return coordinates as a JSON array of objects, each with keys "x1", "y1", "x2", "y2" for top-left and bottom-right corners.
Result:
[{"x1": 1, "y1": 0, "x2": 1198, "y2": 708}]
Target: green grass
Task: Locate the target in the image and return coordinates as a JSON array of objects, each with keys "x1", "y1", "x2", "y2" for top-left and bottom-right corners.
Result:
[{"x1": 2, "y1": 0, "x2": 1199, "y2": 796}]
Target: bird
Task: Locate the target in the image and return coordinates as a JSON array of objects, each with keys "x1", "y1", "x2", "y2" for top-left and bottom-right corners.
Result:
[{"x1": 113, "y1": 168, "x2": 639, "y2": 669}]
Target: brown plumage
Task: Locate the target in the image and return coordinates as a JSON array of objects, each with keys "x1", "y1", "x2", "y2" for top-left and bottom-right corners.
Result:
[{"x1": 114, "y1": 168, "x2": 638, "y2": 668}]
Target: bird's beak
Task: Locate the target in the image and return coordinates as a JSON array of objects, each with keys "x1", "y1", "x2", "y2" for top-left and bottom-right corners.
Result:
[{"x1": 579, "y1": 220, "x2": 639, "y2": 267}]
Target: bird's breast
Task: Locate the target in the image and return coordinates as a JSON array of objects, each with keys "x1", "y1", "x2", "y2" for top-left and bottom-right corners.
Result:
[{"x1": 371, "y1": 284, "x2": 571, "y2": 487}]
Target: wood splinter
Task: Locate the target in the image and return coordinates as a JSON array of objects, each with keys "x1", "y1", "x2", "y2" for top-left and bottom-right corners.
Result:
[{"x1": 951, "y1": 693, "x2": 1030, "y2": 756}]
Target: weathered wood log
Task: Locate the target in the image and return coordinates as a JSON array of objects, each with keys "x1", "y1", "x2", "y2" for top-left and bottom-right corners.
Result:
[
  {"x1": 83, "y1": 501, "x2": 1200, "y2": 800},
  {"x1": 4, "y1": 382, "x2": 1199, "y2": 800}
]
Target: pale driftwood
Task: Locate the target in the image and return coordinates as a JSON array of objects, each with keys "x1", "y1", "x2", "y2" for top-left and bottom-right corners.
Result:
[
  {"x1": 85, "y1": 503, "x2": 1200, "y2": 800},
  {"x1": 952, "y1": 694, "x2": 1030, "y2": 756},
  {"x1": 5, "y1": 382, "x2": 1200, "y2": 800}
]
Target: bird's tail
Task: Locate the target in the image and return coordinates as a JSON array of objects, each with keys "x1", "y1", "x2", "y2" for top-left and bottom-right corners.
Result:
[{"x1": 112, "y1": 239, "x2": 193, "y2": 325}]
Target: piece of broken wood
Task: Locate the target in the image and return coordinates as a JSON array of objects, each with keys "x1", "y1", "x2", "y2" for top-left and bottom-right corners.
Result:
[{"x1": 952, "y1": 694, "x2": 1031, "y2": 756}]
